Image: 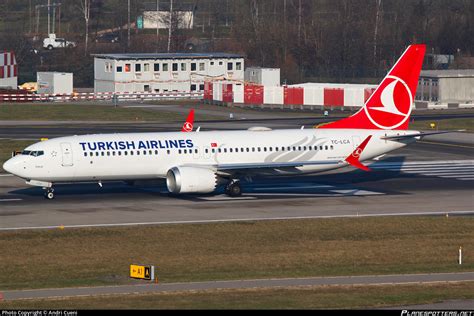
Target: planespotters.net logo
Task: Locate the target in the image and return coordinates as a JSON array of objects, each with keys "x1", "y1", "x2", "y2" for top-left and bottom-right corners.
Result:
[
  {"x1": 401, "y1": 311, "x2": 474, "y2": 316},
  {"x1": 364, "y1": 75, "x2": 413, "y2": 130}
]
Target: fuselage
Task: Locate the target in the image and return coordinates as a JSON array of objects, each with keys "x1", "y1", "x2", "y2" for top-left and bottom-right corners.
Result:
[{"x1": 3, "y1": 128, "x2": 416, "y2": 184}]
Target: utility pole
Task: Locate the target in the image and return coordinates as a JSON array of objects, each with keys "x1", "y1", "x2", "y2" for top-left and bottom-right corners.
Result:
[
  {"x1": 167, "y1": 0, "x2": 173, "y2": 52},
  {"x1": 47, "y1": 0, "x2": 51, "y2": 34},
  {"x1": 156, "y1": 0, "x2": 159, "y2": 52}
]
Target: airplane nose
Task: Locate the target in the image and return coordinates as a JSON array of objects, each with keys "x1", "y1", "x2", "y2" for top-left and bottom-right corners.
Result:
[
  {"x1": 3, "y1": 159, "x2": 14, "y2": 174},
  {"x1": 3, "y1": 157, "x2": 21, "y2": 176}
]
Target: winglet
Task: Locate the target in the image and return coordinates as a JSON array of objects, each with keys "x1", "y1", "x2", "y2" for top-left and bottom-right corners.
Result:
[
  {"x1": 181, "y1": 109, "x2": 195, "y2": 132},
  {"x1": 345, "y1": 135, "x2": 372, "y2": 171}
]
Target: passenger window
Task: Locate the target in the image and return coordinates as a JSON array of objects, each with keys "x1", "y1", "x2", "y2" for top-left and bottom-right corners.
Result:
[
  {"x1": 96, "y1": 152, "x2": 99, "y2": 156},
  {"x1": 218, "y1": 149, "x2": 222, "y2": 153},
  {"x1": 184, "y1": 149, "x2": 187, "y2": 154},
  {"x1": 263, "y1": 147, "x2": 267, "y2": 152},
  {"x1": 143, "y1": 150, "x2": 146, "y2": 155},
  {"x1": 319, "y1": 146, "x2": 323, "y2": 150},
  {"x1": 83, "y1": 153, "x2": 87, "y2": 157},
  {"x1": 224, "y1": 148, "x2": 227, "y2": 153},
  {"x1": 124, "y1": 151, "x2": 128, "y2": 156},
  {"x1": 137, "y1": 151, "x2": 140, "y2": 155},
  {"x1": 112, "y1": 152, "x2": 116, "y2": 156},
  {"x1": 130, "y1": 151, "x2": 134, "y2": 156},
  {"x1": 258, "y1": 148, "x2": 261, "y2": 152},
  {"x1": 205, "y1": 149, "x2": 209, "y2": 154},
  {"x1": 107, "y1": 152, "x2": 110, "y2": 156},
  {"x1": 330, "y1": 145, "x2": 334, "y2": 150},
  {"x1": 178, "y1": 150, "x2": 182, "y2": 154},
  {"x1": 155, "y1": 150, "x2": 158, "y2": 155},
  {"x1": 167, "y1": 150, "x2": 170, "y2": 155},
  {"x1": 325, "y1": 145, "x2": 328, "y2": 150},
  {"x1": 229, "y1": 148, "x2": 233, "y2": 153},
  {"x1": 118, "y1": 152, "x2": 121, "y2": 156}
]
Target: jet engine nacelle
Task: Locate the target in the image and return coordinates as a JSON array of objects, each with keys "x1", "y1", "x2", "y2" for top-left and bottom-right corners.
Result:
[{"x1": 166, "y1": 166, "x2": 218, "y2": 194}]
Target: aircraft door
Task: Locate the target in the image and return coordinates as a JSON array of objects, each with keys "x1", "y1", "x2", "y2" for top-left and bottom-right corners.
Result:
[{"x1": 60, "y1": 142, "x2": 74, "y2": 166}]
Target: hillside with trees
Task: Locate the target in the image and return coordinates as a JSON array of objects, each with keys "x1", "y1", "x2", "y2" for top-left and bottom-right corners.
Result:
[{"x1": 0, "y1": 0, "x2": 472, "y2": 87}]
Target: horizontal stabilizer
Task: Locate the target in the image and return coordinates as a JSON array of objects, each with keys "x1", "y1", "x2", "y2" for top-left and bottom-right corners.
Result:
[{"x1": 381, "y1": 130, "x2": 466, "y2": 141}]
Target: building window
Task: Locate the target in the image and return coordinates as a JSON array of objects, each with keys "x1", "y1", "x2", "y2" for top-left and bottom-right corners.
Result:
[
  {"x1": 199, "y1": 84, "x2": 204, "y2": 91},
  {"x1": 181, "y1": 63, "x2": 186, "y2": 71},
  {"x1": 191, "y1": 63, "x2": 196, "y2": 71},
  {"x1": 191, "y1": 84, "x2": 197, "y2": 91},
  {"x1": 135, "y1": 64, "x2": 141, "y2": 72},
  {"x1": 116, "y1": 66, "x2": 123, "y2": 73},
  {"x1": 144, "y1": 63, "x2": 150, "y2": 72},
  {"x1": 210, "y1": 61, "x2": 214, "y2": 66},
  {"x1": 199, "y1": 62, "x2": 205, "y2": 71},
  {"x1": 219, "y1": 61, "x2": 223, "y2": 65},
  {"x1": 236, "y1": 62, "x2": 242, "y2": 70},
  {"x1": 105, "y1": 62, "x2": 112, "y2": 72},
  {"x1": 227, "y1": 62, "x2": 233, "y2": 71},
  {"x1": 172, "y1": 63, "x2": 178, "y2": 71},
  {"x1": 163, "y1": 63, "x2": 169, "y2": 71},
  {"x1": 154, "y1": 63, "x2": 160, "y2": 72},
  {"x1": 125, "y1": 64, "x2": 131, "y2": 72},
  {"x1": 144, "y1": 85, "x2": 150, "y2": 92}
]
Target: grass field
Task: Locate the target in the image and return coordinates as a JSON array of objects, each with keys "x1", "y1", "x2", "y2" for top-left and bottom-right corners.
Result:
[
  {"x1": 0, "y1": 217, "x2": 472, "y2": 291},
  {"x1": 2, "y1": 282, "x2": 474, "y2": 309},
  {"x1": 0, "y1": 103, "x2": 192, "y2": 121},
  {"x1": 409, "y1": 117, "x2": 474, "y2": 132}
]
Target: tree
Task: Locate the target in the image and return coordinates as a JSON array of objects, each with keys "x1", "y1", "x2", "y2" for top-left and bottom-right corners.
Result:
[{"x1": 79, "y1": 0, "x2": 91, "y2": 55}]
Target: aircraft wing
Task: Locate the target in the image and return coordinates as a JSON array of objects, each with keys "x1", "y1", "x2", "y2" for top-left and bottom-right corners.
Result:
[
  {"x1": 214, "y1": 160, "x2": 342, "y2": 171},
  {"x1": 381, "y1": 130, "x2": 465, "y2": 141},
  {"x1": 183, "y1": 160, "x2": 342, "y2": 174}
]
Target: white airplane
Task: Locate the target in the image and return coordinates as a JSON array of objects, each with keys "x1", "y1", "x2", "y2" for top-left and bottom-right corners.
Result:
[{"x1": 2, "y1": 44, "x2": 453, "y2": 199}]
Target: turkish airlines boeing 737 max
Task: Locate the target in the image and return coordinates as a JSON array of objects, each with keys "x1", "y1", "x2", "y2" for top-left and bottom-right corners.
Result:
[{"x1": 3, "y1": 44, "x2": 450, "y2": 199}]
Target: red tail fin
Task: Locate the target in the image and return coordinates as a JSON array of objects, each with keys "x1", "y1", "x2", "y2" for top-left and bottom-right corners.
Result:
[
  {"x1": 181, "y1": 109, "x2": 195, "y2": 132},
  {"x1": 320, "y1": 44, "x2": 426, "y2": 130}
]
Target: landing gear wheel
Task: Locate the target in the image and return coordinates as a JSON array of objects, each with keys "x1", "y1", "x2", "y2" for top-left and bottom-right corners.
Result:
[
  {"x1": 44, "y1": 188, "x2": 55, "y2": 200},
  {"x1": 226, "y1": 181, "x2": 242, "y2": 197}
]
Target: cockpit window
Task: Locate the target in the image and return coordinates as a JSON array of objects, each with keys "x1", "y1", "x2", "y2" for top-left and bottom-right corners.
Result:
[
  {"x1": 21, "y1": 150, "x2": 44, "y2": 157},
  {"x1": 31, "y1": 151, "x2": 44, "y2": 157}
]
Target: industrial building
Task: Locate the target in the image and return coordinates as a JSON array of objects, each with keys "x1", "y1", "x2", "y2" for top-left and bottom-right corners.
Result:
[
  {"x1": 93, "y1": 53, "x2": 244, "y2": 94},
  {"x1": 417, "y1": 69, "x2": 474, "y2": 103},
  {"x1": 0, "y1": 51, "x2": 17, "y2": 89}
]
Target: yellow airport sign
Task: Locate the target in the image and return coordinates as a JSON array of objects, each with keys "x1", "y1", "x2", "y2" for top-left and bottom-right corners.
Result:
[{"x1": 130, "y1": 264, "x2": 154, "y2": 280}]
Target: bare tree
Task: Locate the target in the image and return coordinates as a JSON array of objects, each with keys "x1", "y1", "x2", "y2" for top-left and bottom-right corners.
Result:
[{"x1": 79, "y1": 0, "x2": 91, "y2": 55}]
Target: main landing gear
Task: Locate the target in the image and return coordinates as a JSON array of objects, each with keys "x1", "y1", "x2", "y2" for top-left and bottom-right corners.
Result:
[
  {"x1": 44, "y1": 187, "x2": 55, "y2": 200},
  {"x1": 225, "y1": 180, "x2": 242, "y2": 197}
]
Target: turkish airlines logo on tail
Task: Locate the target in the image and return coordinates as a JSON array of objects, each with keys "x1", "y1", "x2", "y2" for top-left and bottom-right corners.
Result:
[
  {"x1": 182, "y1": 121, "x2": 193, "y2": 132},
  {"x1": 364, "y1": 75, "x2": 413, "y2": 130},
  {"x1": 181, "y1": 109, "x2": 195, "y2": 132}
]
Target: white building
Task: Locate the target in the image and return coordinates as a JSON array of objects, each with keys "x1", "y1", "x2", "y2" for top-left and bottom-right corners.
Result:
[
  {"x1": 0, "y1": 51, "x2": 17, "y2": 89},
  {"x1": 417, "y1": 69, "x2": 474, "y2": 103},
  {"x1": 245, "y1": 67, "x2": 280, "y2": 86},
  {"x1": 143, "y1": 11, "x2": 194, "y2": 29},
  {"x1": 37, "y1": 72, "x2": 73, "y2": 95},
  {"x1": 93, "y1": 53, "x2": 244, "y2": 93}
]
